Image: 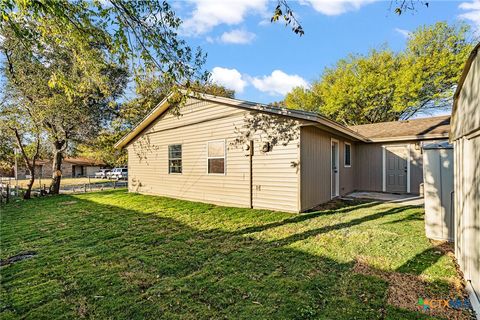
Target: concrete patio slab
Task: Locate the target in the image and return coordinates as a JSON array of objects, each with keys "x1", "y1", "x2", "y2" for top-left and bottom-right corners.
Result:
[{"x1": 344, "y1": 191, "x2": 424, "y2": 206}]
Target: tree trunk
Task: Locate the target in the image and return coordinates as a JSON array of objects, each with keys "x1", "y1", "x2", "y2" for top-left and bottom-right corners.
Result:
[
  {"x1": 49, "y1": 147, "x2": 64, "y2": 195},
  {"x1": 12, "y1": 128, "x2": 39, "y2": 200},
  {"x1": 23, "y1": 165, "x2": 35, "y2": 200}
]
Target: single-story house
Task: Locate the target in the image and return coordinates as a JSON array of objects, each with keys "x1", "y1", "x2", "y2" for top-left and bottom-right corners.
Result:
[
  {"x1": 450, "y1": 42, "x2": 479, "y2": 310},
  {"x1": 115, "y1": 92, "x2": 449, "y2": 213},
  {"x1": 18, "y1": 157, "x2": 107, "y2": 179}
]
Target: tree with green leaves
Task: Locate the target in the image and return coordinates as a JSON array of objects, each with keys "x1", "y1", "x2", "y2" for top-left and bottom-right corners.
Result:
[
  {"x1": 284, "y1": 22, "x2": 473, "y2": 125},
  {"x1": 0, "y1": 94, "x2": 43, "y2": 199},
  {"x1": 1, "y1": 20, "x2": 129, "y2": 194},
  {"x1": 0, "y1": 1, "x2": 208, "y2": 123},
  {"x1": 0, "y1": 131, "x2": 15, "y2": 176}
]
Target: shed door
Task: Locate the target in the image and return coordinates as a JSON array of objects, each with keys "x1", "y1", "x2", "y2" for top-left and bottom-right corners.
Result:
[{"x1": 385, "y1": 146, "x2": 407, "y2": 193}]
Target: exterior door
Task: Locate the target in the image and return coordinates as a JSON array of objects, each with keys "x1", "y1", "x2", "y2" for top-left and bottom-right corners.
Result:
[
  {"x1": 385, "y1": 146, "x2": 408, "y2": 193},
  {"x1": 331, "y1": 140, "x2": 339, "y2": 198}
]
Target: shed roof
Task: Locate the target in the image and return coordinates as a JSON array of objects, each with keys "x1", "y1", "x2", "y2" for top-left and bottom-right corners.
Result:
[{"x1": 348, "y1": 115, "x2": 451, "y2": 142}]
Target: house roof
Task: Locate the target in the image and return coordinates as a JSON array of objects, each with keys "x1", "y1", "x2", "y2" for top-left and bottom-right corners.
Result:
[
  {"x1": 348, "y1": 115, "x2": 451, "y2": 142},
  {"x1": 114, "y1": 92, "x2": 369, "y2": 149},
  {"x1": 114, "y1": 91, "x2": 454, "y2": 149},
  {"x1": 32, "y1": 157, "x2": 106, "y2": 166}
]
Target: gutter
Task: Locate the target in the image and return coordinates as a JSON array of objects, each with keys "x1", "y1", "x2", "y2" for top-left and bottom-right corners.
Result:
[{"x1": 366, "y1": 133, "x2": 450, "y2": 143}]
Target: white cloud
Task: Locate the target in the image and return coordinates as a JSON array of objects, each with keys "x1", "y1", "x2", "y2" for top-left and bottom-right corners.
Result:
[
  {"x1": 251, "y1": 70, "x2": 308, "y2": 96},
  {"x1": 211, "y1": 67, "x2": 247, "y2": 93},
  {"x1": 459, "y1": 0, "x2": 480, "y2": 34},
  {"x1": 181, "y1": 0, "x2": 268, "y2": 36},
  {"x1": 394, "y1": 28, "x2": 411, "y2": 38},
  {"x1": 300, "y1": 0, "x2": 376, "y2": 16},
  {"x1": 220, "y1": 29, "x2": 256, "y2": 44},
  {"x1": 211, "y1": 67, "x2": 309, "y2": 96}
]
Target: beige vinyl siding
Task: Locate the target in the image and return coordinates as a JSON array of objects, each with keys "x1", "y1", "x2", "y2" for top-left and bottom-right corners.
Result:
[
  {"x1": 252, "y1": 137, "x2": 300, "y2": 212},
  {"x1": 340, "y1": 141, "x2": 355, "y2": 195},
  {"x1": 355, "y1": 144, "x2": 383, "y2": 192},
  {"x1": 356, "y1": 141, "x2": 425, "y2": 195},
  {"x1": 127, "y1": 98, "x2": 300, "y2": 212},
  {"x1": 299, "y1": 126, "x2": 356, "y2": 211},
  {"x1": 451, "y1": 48, "x2": 480, "y2": 303}
]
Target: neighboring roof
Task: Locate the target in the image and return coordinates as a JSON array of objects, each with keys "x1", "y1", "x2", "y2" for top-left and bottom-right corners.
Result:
[
  {"x1": 63, "y1": 157, "x2": 106, "y2": 166},
  {"x1": 348, "y1": 116, "x2": 451, "y2": 142},
  {"x1": 31, "y1": 157, "x2": 106, "y2": 166},
  {"x1": 114, "y1": 92, "x2": 369, "y2": 149}
]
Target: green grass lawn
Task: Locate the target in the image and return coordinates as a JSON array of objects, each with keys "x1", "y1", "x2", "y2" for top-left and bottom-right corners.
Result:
[{"x1": 0, "y1": 190, "x2": 472, "y2": 319}]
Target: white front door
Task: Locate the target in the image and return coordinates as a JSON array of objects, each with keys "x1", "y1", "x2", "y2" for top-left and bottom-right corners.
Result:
[{"x1": 331, "y1": 139, "x2": 340, "y2": 198}]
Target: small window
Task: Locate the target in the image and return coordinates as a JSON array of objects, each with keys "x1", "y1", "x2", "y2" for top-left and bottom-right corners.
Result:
[
  {"x1": 207, "y1": 140, "x2": 225, "y2": 174},
  {"x1": 344, "y1": 143, "x2": 351, "y2": 167},
  {"x1": 168, "y1": 144, "x2": 182, "y2": 174}
]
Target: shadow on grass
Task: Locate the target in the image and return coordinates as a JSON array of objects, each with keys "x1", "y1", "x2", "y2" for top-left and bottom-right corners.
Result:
[
  {"x1": 233, "y1": 201, "x2": 380, "y2": 237},
  {"x1": 0, "y1": 192, "x2": 452, "y2": 320},
  {"x1": 274, "y1": 206, "x2": 418, "y2": 247},
  {"x1": 382, "y1": 211, "x2": 425, "y2": 225},
  {"x1": 396, "y1": 244, "x2": 451, "y2": 276}
]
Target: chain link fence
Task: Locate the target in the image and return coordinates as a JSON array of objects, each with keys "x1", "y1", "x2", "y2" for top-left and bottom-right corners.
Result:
[{"x1": 0, "y1": 176, "x2": 128, "y2": 205}]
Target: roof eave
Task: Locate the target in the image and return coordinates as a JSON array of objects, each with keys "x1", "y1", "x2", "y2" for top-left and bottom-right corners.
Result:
[
  {"x1": 367, "y1": 133, "x2": 449, "y2": 143},
  {"x1": 180, "y1": 93, "x2": 370, "y2": 142},
  {"x1": 114, "y1": 93, "x2": 174, "y2": 149},
  {"x1": 114, "y1": 91, "x2": 369, "y2": 148}
]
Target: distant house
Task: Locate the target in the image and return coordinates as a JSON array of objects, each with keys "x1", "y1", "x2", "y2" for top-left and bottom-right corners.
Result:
[
  {"x1": 18, "y1": 157, "x2": 107, "y2": 179},
  {"x1": 450, "y1": 43, "x2": 479, "y2": 310},
  {"x1": 115, "y1": 92, "x2": 450, "y2": 213}
]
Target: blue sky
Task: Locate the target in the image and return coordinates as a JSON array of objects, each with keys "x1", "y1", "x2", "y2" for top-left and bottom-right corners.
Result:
[{"x1": 174, "y1": 0, "x2": 480, "y2": 104}]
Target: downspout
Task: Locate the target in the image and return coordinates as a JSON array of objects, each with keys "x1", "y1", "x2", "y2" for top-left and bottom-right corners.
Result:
[{"x1": 249, "y1": 140, "x2": 253, "y2": 209}]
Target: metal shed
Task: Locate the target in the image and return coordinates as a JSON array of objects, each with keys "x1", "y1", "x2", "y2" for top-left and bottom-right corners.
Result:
[{"x1": 422, "y1": 142, "x2": 454, "y2": 242}]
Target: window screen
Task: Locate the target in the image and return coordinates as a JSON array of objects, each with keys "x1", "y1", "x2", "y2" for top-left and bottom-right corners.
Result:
[
  {"x1": 168, "y1": 144, "x2": 182, "y2": 173},
  {"x1": 207, "y1": 141, "x2": 225, "y2": 174}
]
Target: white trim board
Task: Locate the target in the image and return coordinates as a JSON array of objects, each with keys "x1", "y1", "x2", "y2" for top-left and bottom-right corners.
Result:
[
  {"x1": 206, "y1": 139, "x2": 227, "y2": 176},
  {"x1": 382, "y1": 144, "x2": 411, "y2": 193},
  {"x1": 331, "y1": 138, "x2": 340, "y2": 198},
  {"x1": 344, "y1": 142, "x2": 352, "y2": 167}
]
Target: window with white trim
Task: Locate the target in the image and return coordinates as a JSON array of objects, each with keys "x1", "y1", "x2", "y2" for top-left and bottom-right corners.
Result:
[
  {"x1": 344, "y1": 143, "x2": 352, "y2": 167},
  {"x1": 207, "y1": 140, "x2": 225, "y2": 174},
  {"x1": 168, "y1": 144, "x2": 182, "y2": 173}
]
